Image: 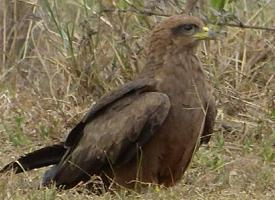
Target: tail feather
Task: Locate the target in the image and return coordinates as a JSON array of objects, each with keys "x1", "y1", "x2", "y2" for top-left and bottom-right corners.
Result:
[{"x1": 0, "y1": 143, "x2": 66, "y2": 174}]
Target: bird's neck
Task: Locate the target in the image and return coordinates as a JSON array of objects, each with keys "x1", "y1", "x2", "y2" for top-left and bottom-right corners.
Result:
[{"x1": 140, "y1": 46, "x2": 201, "y2": 79}]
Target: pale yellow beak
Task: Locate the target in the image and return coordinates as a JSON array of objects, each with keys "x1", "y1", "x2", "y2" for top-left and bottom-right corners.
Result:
[{"x1": 193, "y1": 26, "x2": 217, "y2": 40}]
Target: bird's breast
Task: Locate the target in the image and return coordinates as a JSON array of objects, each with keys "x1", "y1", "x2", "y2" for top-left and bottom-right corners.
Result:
[{"x1": 151, "y1": 68, "x2": 207, "y2": 184}]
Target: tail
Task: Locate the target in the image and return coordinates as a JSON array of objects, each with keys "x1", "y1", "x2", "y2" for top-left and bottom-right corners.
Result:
[{"x1": 0, "y1": 143, "x2": 66, "y2": 174}]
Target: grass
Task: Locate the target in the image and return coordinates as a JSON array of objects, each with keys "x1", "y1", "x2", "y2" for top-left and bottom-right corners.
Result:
[{"x1": 0, "y1": 0, "x2": 275, "y2": 199}]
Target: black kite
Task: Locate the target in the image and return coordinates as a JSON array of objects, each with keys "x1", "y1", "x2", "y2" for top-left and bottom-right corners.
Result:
[{"x1": 1, "y1": 15, "x2": 217, "y2": 190}]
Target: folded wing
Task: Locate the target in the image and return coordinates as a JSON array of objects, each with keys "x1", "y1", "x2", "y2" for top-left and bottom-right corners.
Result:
[{"x1": 52, "y1": 91, "x2": 170, "y2": 188}]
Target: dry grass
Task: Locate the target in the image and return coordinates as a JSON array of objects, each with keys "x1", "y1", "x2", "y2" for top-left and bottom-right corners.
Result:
[{"x1": 0, "y1": 0, "x2": 275, "y2": 199}]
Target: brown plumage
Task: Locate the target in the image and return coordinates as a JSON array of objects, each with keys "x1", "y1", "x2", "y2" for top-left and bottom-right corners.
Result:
[{"x1": 0, "y1": 15, "x2": 216, "y2": 190}]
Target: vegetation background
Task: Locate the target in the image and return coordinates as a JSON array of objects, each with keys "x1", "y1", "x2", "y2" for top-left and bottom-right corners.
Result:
[{"x1": 0, "y1": 0, "x2": 274, "y2": 199}]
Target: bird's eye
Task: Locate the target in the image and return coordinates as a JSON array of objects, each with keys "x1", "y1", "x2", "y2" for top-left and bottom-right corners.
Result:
[
  {"x1": 171, "y1": 24, "x2": 198, "y2": 35},
  {"x1": 181, "y1": 24, "x2": 194, "y2": 31}
]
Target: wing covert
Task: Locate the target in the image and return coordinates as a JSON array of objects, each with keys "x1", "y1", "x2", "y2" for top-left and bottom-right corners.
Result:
[
  {"x1": 64, "y1": 78, "x2": 156, "y2": 148},
  {"x1": 53, "y1": 92, "x2": 170, "y2": 187}
]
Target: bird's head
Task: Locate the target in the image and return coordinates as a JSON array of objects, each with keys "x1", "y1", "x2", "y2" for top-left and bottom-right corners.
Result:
[{"x1": 148, "y1": 15, "x2": 216, "y2": 53}]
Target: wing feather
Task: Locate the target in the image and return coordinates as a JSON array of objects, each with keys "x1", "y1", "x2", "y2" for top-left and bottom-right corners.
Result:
[
  {"x1": 64, "y1": 78, "x2": 156, "y2": 148},
  {"x1": 200, "y1": 96, "x2": 216, "y2": 144},
  {"x1": 53, "y1": 92, "x2": 170, "y2": 188}
]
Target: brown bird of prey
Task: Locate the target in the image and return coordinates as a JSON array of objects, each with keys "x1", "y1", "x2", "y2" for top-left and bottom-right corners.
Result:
[{"x1": 0, "y1": 15, "x2": 216, "y2": 190}]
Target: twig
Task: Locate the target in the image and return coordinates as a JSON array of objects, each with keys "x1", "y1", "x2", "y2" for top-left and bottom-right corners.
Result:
[
  {"x1": 99, "y1": 8, "x2": 275, "y2": 31},
  {"x1": 185, "y1": 0, "x2": 200, "y2": 14},
  {"x1": 100, "y1": 8, "x2": 170, "y2": 17},
  {"x1": 217, "y1": 22, "x2": 275, "y2": 31}
]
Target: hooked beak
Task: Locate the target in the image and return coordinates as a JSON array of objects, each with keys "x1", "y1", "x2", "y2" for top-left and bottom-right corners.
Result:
[{"x1": 193, "y1": 26, "x2": 217, "y2": 40}]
